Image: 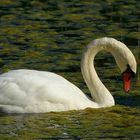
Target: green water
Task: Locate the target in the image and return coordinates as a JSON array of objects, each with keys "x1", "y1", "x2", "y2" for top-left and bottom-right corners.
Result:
[{"x1": 0, "y1": 0, "x2": 140, "y2": 139}]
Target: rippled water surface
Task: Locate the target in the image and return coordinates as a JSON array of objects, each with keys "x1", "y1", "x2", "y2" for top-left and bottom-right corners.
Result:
[{"x1": 0, "y1": 0, "x2": 140, "y2": 139}]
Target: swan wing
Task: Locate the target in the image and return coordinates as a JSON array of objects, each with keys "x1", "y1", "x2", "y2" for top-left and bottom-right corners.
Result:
[{"x1": 0, "y1": 70, "x2": 93, "y2": 113}]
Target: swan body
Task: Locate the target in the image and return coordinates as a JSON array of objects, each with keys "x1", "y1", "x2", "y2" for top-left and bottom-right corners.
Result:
[
  {"x1": 0, "y1": 37, "x2": 137, "y2": 113},
  {"x1": 0, "y1": 70, "x2": 97, "y2": 113}
]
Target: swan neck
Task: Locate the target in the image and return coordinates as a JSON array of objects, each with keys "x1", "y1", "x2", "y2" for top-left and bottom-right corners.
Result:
[{"x1": 81, "y1": 39, "x2": 115, "y2": 107}]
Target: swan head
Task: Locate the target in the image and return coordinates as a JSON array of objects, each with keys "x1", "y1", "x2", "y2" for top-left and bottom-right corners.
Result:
[
  {"x1": 109, "y1": 38, "x2": 137, "y2": 93},
  {"x1": 93, "y1": 37, "x2": 137, "y2": 92}
]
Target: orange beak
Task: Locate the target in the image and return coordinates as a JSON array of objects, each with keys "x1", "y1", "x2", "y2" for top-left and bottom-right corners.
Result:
[
  {"x1": 122, "y1": 72, "x2": 132, "y2": 92},
  {"x1": 122, "y1": 65, "x2": 135, "y2": 93}
]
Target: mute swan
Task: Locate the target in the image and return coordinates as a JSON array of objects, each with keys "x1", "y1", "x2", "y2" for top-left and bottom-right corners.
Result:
[{"x1": 0, "y1": 37, "x2": 137, "y2": 113}]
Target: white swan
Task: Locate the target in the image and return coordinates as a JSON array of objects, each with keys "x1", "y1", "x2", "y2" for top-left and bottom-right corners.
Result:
[{"x1": 0, "y1": 37, "x2": 137, "y2": 113}]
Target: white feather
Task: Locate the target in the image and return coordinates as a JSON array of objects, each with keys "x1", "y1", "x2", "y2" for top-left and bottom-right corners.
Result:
[{"x1": 0, "y1": 37, "x2": 137, "y2": 113}]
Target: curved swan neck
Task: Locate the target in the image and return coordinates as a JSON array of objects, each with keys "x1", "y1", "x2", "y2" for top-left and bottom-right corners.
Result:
[{"x1": 81, "y1": 38, "x2": 120, "y2": 107}]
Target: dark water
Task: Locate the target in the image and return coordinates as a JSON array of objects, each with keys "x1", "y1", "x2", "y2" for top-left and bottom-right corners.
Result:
[{"x1": 0, "y1": 0, "x2": 140, "y2": 139}]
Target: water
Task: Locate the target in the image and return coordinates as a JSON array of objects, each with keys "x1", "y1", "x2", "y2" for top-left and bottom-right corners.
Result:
[{"x1": 0, "y1": 0, "x2": 139, "y2": 139}]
